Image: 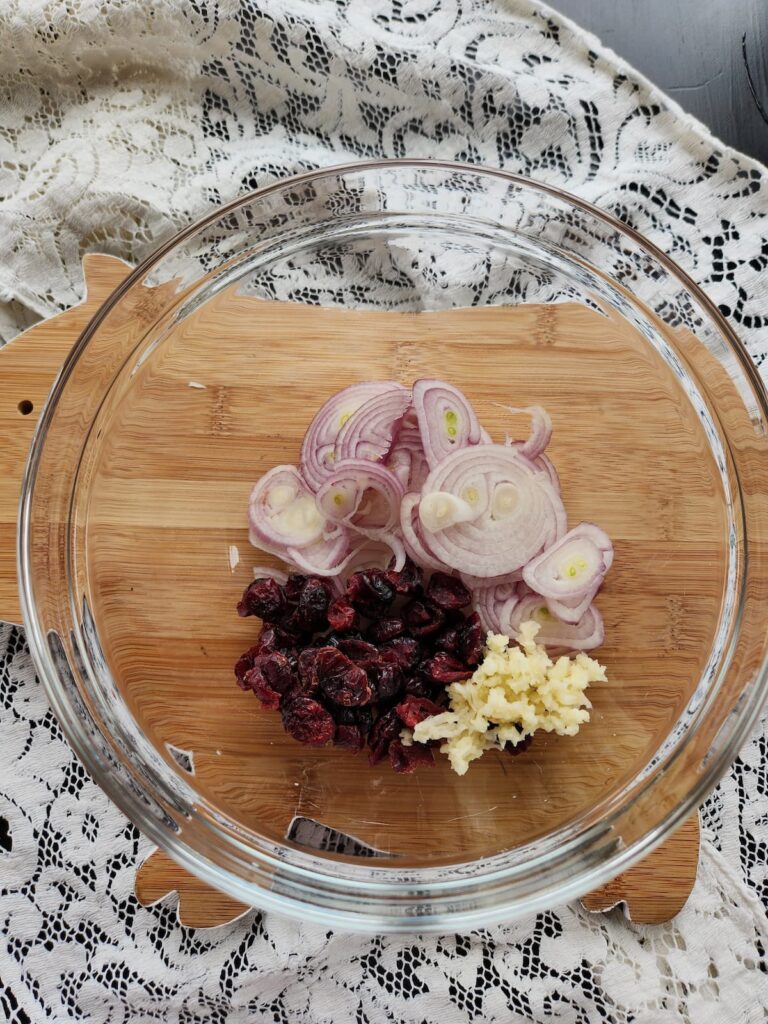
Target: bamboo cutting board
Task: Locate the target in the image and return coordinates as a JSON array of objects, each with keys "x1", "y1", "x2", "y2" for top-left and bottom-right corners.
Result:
[{"x1": 0, "y1": 254, "x2": 701, "y2": 928}]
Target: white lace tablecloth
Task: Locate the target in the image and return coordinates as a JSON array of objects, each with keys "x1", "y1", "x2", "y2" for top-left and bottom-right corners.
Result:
[{"x1": 2, "y1": 2, "x2": 768, "y2": 1021}]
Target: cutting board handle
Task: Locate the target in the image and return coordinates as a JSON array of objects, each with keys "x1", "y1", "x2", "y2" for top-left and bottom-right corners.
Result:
[{"x1": 0, "y1": 254, "x2": 133, "y2": 624}]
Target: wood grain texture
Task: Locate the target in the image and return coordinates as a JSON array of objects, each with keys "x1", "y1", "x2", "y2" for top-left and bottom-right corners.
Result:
[
  {"x1": 581, "y1": 814, "x2": 700, "y2": 923},
  {"x1": 0, "y1": 255, "x2": 133, "y2": 624},
  {"x1": 135, "y1": 849, "x2": 249, "y2": 929},
  {"x1": 1, "y1": 255, "x2": 720, "y2": 927}
]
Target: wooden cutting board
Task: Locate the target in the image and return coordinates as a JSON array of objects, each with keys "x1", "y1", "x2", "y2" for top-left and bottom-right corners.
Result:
[{"x1": 0, "y1": 254, "x2": 700, "y2": 928}]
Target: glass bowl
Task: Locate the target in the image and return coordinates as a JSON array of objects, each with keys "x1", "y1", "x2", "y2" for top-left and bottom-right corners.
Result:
[{"x1": 19, "y1": 160, "x2": 768, "y2": 932}]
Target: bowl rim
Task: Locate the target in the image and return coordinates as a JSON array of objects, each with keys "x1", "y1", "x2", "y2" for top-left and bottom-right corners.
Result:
[{"x1": 18, "y1": 157, "x2": 768, "y2": 931}]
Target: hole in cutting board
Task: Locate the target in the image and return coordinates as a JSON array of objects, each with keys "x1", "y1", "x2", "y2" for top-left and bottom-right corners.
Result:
[
  {"x1": 17, "y1": 400, "x2": 33, "y2": 416},
  {"x1": 166, "y1": 743, "x2": 195, "y2": 774},
  {"x1": 0, "y1": 815, "x2": 11, "y2": 852},
  {"x1": 285, "y1": 816, "x2": 391, "y2": 858}
]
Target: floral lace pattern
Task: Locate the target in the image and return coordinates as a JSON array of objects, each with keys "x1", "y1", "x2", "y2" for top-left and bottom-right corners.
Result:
[{"x1": 1, "y1": 1, "x2": 768, "y2": 1021}]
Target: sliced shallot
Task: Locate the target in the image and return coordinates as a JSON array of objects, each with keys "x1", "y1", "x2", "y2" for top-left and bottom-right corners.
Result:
[
  {"x1": 522, "y1": 522, "x2": 613, "y2": 602},
  {"x1": 400, "y1": 492, "x2": 451, "y2": 573},
  {"x1": 499, "y1": 404, "x2": 552, "y2": 460},
  {"x1": 509, "y1": 595, "x2": 605, "y2": 652},
  {"x1": 387, "y1": 407, "x2": 430, "y2": 491},
  {"x1": 533, "y1": 453, "x2": 561, "y2": 495},
  {"x1": 285, "y1": 531, "x2": 357, "y2": 577},
  {"x1": 300, "y1": 381, "x2": 401, "y2": 490},
  {"x1": 334, "y1": 385, "x2": 411, "y2": 464},
  {"x1": 316, "y1": 459, "x2": 404, "y2": 535},
  {"x1": 340, "y1": 539, "x2": 401, "y2": 580},
  {"x1": 505, "y1": 442, "x2": 561, "y2": 495},
  {"x1": 419, "y1": 491, "x2": 479, "y2": 532},
  {"x1": 546, "y1": 588, "x2": 600, "y2": 625},
  {"x1": 417, "y1": 444, "x2": 565, "y2": 578},
  {"x1": 246, "y1": 378, "x2": 612, "y2": 656},
  {"x1": 474, "y1": 580, "x2": 519, "y2": 635},
  {"x1": 386, "y1": 444, "x2": 412, "y2": 490},
  {"x1": 248, "y1": 465, "x2": 327, "y2": 551},
  {"x1": 518, "y1": 405, "x2": 552, "y2": 458},
  {"x1": 412, "y1": 378, "x2": 484, "y2": 469}
]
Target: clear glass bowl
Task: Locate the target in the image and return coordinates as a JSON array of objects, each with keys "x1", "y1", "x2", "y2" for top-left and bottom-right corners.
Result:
[{"x1": 20, "y1": 161, "x2": 768, "y2": 932}]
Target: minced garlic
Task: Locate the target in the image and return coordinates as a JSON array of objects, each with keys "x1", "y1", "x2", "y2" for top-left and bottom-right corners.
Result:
[{"x1": 412, "y1": 620, "x2": 606, "y2": 775}]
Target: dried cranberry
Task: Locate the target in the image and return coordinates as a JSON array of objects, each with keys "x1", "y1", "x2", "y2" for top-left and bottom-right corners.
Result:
[
  {"x1": 243, "y1": 667, "x2": 282, "y2": 709},
  {"x1": 281, "y1": 696, "x2": 335, "y2": 746},
  {"x1": 236, "y1": 577, "x2": 286, "y2": 620},
  {"x1": 355, "y1": 705, "x2": 376, "y2": 740},
  {"x1": 367, "y1": 617, "x2": 405, "y2": 644},
  {"x1": 234, "y1": 645, "x2": 261, "y2": 688},
  {"x1": 242, "y1": 652, "x2": 294, "y2": 706},
  {"x1": 283, "y1": 573, "x2": 307, "y2": 603},
  {"x1": 378, "y1": 645, "x2": 401, "y2": 666},
  {"x1": 257, "y1": 624, "x2": 298, "y2": 655},
  {"x1": 385, "y1": 556, "x2": 423, "y2": 595},
  {"x1": 294, "y1": 577, "x2": 332, "y2": 632},
  {"x1": 459, "y1": 611, "x2": 484, "y2": 666},
  {"x1": 333, "y1": 705, "x2": 355, "y2": 724},
  {"x1": 404, "y1": 675, "x2": 431, "y2": 698},
  {"x1": 327, "y1": 598, "x2": 358, "y2": 632},
  {"x1": 336, "y1": 638, "x2": 381, "y2": 671},
  {"x1": 389, "y1": 740, "x2": 435, "y2": 773},
  {"x1": 315, "y1": 647, "x2": 374, "y2": 706},
  {"x1": 426, "y1": 572, "x2": 471, "y2": 610},
  {"x1": 256, "y1": 651, "x2": 296, "y2": 694},
  {"x1": 395, "y1": 694, "x2": 444, "y2": 728},
  {"x1": 346, "y1": 569, "x2": 395, "y2": 617},
  {"x1": 430, "y1": 687, "x2": 451, "y2": 708},
  {"x1": 335, "y1": 705, "x2": 375, "y2": 737},
  {"x1": 335, "y1": 724, "x2": 365, "y2": 751},
  {"x1": 324, "y1": 629, "x2": 364, "y2": 648},
  {"x1": 380, "y1": 636, "x2": 421, "y2": 671},
  {"x1": 403, "y1": 599, "x2": 445, "y2": 638},
  {"x1": 422, "y1": 652, "x2": 473, "y2": 684},
  {"x1": 372, "y1": 661, "x2": 403, "y2": 702},
  {"x1": 444, "y1": 607, "x2": 468, "y2": 627},
  {"x1": 434, "y1": 625, "x2": 462, "y2": 657},
  {"x1": 234, "y1": 560, "x2": 483, "y2": 770},
  {"x1": 368, "y1": 708, "x2": 402, "y2": 765},
  {"x1": 296, "y1": 648, "x2": 321, "y2": 693},
  {"x1": 506, "y1": 734, "x2": 533, "y2": 756},
  {"x1": 275, "y1": 609, "x2": 307, "y2": 637}
]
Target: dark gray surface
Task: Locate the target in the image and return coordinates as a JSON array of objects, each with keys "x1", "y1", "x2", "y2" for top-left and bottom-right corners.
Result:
[{"x1": 555, "y1": 0, "x2": 768, "y2": 165}]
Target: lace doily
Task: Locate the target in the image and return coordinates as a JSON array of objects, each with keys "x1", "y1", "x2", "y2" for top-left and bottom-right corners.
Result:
[{"x1": 2, "y1": 2, "x2": 768, "y2": 1021}]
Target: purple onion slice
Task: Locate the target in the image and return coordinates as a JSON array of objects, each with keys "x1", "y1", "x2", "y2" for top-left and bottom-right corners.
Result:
[
  {"x1": 399, "y1": 492, "x2": 451, "y2": 573},
  {"x1": 386, "y1": 406, "x2": 430, "y2": 491},
  {"x1": 316, "y1": 459, "x2": 404, "y2": 535},
  {"x1": 248, "y1": 465, "x2": 327, "y2": 550},
  {"x1": 412, "y1": 378, "x2": 485, "y2": 469},
  {"x1": 334, "y1": 385, "x2": 411, "y2": 464},
  {"x1": 417, "y1": 444, "x2": 564, "y2": 578},
  {"x1": 522, "y1": 522, "x2": 613, "y2": 602},
  {"x1": 300, "y1": 381, "x2": 402, "y2": 491},
  {"x1": 509, "y1": 595, "x2": 605, "y2": 652}
]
